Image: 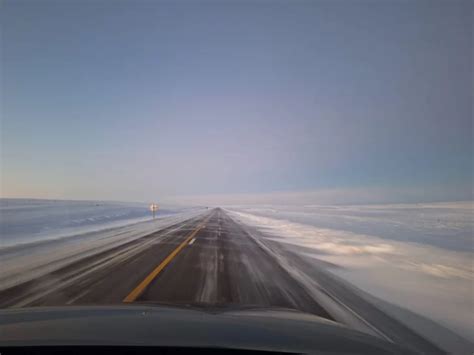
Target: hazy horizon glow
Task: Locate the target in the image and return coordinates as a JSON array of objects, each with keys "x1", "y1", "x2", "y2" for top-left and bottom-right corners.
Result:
[{"x1": 1, "y1": 0, "x2": 472, "y2": 204}]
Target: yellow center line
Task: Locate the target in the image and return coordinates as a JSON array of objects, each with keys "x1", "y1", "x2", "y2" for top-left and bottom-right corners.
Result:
[{"x1": 123, "y1": 213, "x2": 213, "y2": 303}]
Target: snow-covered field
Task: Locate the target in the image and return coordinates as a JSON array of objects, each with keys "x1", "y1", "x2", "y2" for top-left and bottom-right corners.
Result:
[
  {"x1": 227, "y1": 202, "x2": 473, "y2": 343},
  {"x1": 0, "y1": 198, "x2": 183, "y2": 248},
  {"x1": 0, "y1": 199, "x2": 205, "y2": 290}
]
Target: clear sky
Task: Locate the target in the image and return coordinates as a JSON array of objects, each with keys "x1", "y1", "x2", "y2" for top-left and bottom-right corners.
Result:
[{"x1": 1, "y1": 0, "x2": 472, "y2": 204}]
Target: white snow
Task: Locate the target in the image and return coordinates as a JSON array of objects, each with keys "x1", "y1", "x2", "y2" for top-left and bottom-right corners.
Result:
[
  {"x1": 0, "y1": 199, "x2": 185, "y2": 248},
  {"x1": 226, "y1": 202, "x2": 474, "y2": 343}
]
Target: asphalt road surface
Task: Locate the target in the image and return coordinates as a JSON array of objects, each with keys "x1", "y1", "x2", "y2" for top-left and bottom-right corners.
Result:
[
  {"x1": 0, "y1": 209, "x2": 329, "y2": 317},
  {"x1": 0, "y1": 208, "x2": 445, "y2": 354}
]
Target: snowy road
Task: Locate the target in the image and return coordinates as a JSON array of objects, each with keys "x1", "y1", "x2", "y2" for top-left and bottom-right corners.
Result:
[
  {"x1": 0, "y1": 209, "x2": 328, "y2": 315},
  {"x1": 0, "y1": 209, "x2": 445, "y2": 354}
]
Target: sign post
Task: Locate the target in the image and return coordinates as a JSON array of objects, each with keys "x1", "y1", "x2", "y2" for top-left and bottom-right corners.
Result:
[{"x1": 149, "y1": 203, "x2": 159, "y2": 219}]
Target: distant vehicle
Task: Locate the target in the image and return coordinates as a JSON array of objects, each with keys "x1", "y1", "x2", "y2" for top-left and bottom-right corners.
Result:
[{"x1": 0, "y1": 304, "x2": 417, "y2": 354}]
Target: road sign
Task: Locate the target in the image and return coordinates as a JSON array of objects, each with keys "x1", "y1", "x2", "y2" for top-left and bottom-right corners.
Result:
[{"x1": 149, "y1": 203, "x2": 159, "y2": 218}]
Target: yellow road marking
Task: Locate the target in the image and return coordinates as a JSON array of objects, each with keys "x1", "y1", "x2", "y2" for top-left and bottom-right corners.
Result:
[{"x1": 123, "y1": 215, "x2": 212, "y2": 303}]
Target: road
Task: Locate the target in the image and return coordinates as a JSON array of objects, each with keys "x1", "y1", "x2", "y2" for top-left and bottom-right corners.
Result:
[
  {"x1": 0, "y1": 208, "x2": 445, "y2": 354},
  {"x1": 0, "y1": 209, "x2": 329, "y2": 318}
]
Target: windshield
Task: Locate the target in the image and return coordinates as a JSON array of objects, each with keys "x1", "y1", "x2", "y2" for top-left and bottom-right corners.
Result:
[{"x1": 1, "y1": 1, "x2": 472, "y2": 354}]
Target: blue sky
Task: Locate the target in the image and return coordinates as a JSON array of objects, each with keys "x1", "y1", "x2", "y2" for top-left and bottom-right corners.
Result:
[{"x1": 1, "y1": 0, "x2": 472, "y2": 204}]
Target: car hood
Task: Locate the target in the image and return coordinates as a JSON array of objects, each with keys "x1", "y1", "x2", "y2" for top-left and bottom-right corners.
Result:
[{"x1": 0, "y1": 304, "x2": 416, "y2": 354}]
